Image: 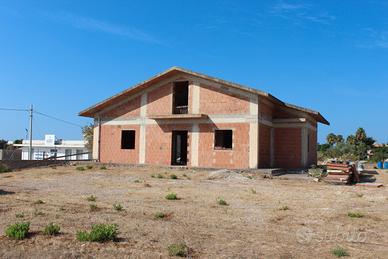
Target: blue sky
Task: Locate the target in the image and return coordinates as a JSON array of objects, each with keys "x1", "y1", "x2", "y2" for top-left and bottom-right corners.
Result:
[{"x1": 0, "y1": 0, "x2": 387, "y2": 143}]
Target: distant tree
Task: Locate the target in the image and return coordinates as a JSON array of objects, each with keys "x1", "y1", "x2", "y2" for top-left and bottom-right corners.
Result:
[
  {"x1": 318, "y1": 143, "x2": 331, "y2": 152},
  {"x1": 335, "y1": 135, "x2": 344, "y2": 144},
  {"x1": 13, "y1": 139, "x2": 23, "y2": 144},
  {"x1": 82, "y1": 123, "x2": 94, "y2": 152},
  {"x1": 346, "y1": 135, "x2": 356, "y2": 145},
  {"x1": 326, "y1": 133, "x2": 337, "y2": 146},
  {"x1": 321, "y1": 127, "x2": 376, "y2": 161},
  {"x1": 355, "y1": 128, "x2": 367, "y2": 142},
  {"x1": 0, "y1": 139, "x2": 8, "y2": 149}
]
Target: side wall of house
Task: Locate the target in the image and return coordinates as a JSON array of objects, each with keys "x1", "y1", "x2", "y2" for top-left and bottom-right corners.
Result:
[
  {"x1": 273, "y1": 128, "x2": 302, "y2": 168},
  {"x1": 99, "y1": 125, "x2": 140, "y2": 164}
]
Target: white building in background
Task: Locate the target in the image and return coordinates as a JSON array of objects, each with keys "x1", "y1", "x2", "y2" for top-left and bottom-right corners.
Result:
[{"x1": 14, "y1": 134, "x2": 89, "y2": 160}]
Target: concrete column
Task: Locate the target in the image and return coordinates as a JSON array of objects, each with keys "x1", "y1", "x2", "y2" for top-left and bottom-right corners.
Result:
[
  {"x1": 191, "y1": 124, "x2": 199, "y2": 167},
  {"x1": 92, "y1": 117, "x2": 100, "y2": 161},
  {"x1": 191, "y1": 81, "x2": 200, "y2": 114},
  {"x1": 249, "y1": 95, "x2": 259, "y2": 169},
  {"x1": 139, "y1": 93, "x2": 148, "y2": 164}
]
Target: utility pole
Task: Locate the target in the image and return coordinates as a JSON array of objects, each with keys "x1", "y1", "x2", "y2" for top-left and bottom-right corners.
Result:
[{"x1": 28, "y1": 104, "x2": 33, "y2": 160}]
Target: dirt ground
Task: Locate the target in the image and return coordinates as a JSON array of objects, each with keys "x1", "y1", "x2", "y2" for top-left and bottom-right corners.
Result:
[{"x1": 0, "y1": 165, "x2": 387, "y2": 259}]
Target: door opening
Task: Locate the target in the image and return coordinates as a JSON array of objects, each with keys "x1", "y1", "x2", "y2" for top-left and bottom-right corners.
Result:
[{"x1": 171, "y1": 131, "x2": 188, "y2": 165}]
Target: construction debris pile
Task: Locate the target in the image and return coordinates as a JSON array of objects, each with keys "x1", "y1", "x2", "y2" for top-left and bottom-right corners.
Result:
[{"x1": 324, "y1": 162, "x2": 360, "y2": 185}]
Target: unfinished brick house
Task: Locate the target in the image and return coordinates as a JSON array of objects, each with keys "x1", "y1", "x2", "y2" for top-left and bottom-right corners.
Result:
[{"x1": 79, "y1": 67, "x2": 329, "y2": 169}]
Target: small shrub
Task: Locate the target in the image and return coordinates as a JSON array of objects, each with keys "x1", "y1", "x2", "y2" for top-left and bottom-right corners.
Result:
[
  {"x1": 76, "y1": 231, "x2": 89, "y2": 241},
  {"x1": 356, "y1": 193, "x2": 363, "y2": 198},
  {"x1": 154, "y1": 212, "x2": 166, "y2": 219},
  {"x1": 34, "y1": 199, "x2": 45, "y2": 204},
  {"x1": 33, "y1": 209, "x2": 45, "y2": 216},
  {"x1": 5, "y1": 222, "x2": 30, "y2": 240},
  {"x1": 100, "y1": 165, "x2": 107, "y2": 170},
  {"x1": 86, "y1": 165, "x2": 93, "y2": 170},
  {"x1": 170, "y1": 174, "x2": 178, "y2": 179},
  {"x1": 89, "y1": 203, "x2": 98, "y2": 211},
  {"x1": 182, "y1": 173, "x2": 187, "y2": 177},
  {"x1": 76, "y1": 166, "x2": 85, "y2": 171},
  {"x1": 217, "y1": 198, "x2": 228, "y2": 206},
  {"x1": 134, "y1": 179, "x2": 141, "y2": 183},
  {"x1": 157, "y1": 173, "x2": 164, "y2": 179},
  {"x1": 0, "y1": 164, "x2": 12, "y2": 173},
  {"x1": 348, "y1": 212, "x2": 364, "y2": 218},
  {"x1": 144, "y1": 183, "x2": 151, "y2": 187},
  {"x1": 15, "y1": 212, "x2": 24, "y2": 218},
  {"x1": 76, "y1": 224, "x2": 118, "y2": 242},
  {"x1": 165, "y1": 192, "x2": 178, "y2": 200},
  {"x1": 250, "y1": 188, "x2": 257, "y2": 194},
  {"x1": 87, "y1": 195, "x2": 97, "y2": 202},
  {"x1": 331, "y1": 246, "x2": 349, "y2": 257},
  {"x1": 151, "y1": 174, "x2": 156, "y2": 178},
  {"x1": 279, "y1": 206, "x2": 290, "y2": 211},
  {"x1": 113, "y1": 203, "x2": 123, "y2": 211},
  {"x1": 43, "y1": 223, "x2": 60, "y2": 236},
  {"x1": 167, "y1": 243, "x2": 188, "y2": 257}
]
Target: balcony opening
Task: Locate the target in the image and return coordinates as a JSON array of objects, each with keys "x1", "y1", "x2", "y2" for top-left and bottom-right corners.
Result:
[{"x1": 173, "y1": 81, "x2": 188, "y2": 114}]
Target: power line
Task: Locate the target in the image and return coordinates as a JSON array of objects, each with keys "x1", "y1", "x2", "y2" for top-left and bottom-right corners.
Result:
[
  {"x1": 0, "y1": 107, "x2": 29, "y2": 112},
  {"x1": 0, "y1": 106, "x2": 83, "y2": 129},
  {"x1": 34, "y1": 110, "x2": 83, "y2": 128}
]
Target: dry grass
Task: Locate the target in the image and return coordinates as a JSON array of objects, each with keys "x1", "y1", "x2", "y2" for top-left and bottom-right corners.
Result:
[{"x1": 0, "y1": 165, "x2": 387, "y2": 258}]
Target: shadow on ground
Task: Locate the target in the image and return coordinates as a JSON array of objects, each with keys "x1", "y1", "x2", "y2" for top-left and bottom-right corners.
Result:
[{"x1": 0, "y1": 190, "x2": 15, "y2": 195}]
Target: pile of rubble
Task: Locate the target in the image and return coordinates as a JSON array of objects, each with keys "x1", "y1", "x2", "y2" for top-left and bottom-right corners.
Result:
[{"x1": 323, "y1": 162, "x2": 360, "y2": 185}]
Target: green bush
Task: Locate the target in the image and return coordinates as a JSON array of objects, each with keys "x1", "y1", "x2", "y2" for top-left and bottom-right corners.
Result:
[
  {"x1": 0, "y1": 164, "x2": 12, "y2": 173},
  {"x1": 157, "y1": 173, "x2": 164, "y2": 179},
  {"x1": 167, "y1": 243, "x2": 188, "y2": 257},
  {"x1": 89, "y1": 203, "x2": 98, "y2": 211},
  {"x1": 113, "y1": 203, "x2": 123, "y2": 211},
  {"x1": 86, "y1": 195, "x2": 97, "y2": 202},
  {"x1": 76, "y1": 166, "x2": 85, "y2": 171},
  {"x1": 279, "y1": 205, "x2": 290, "y2": 211},
  {"x1": 5, "y1": 222, "x2": 30, "y2": 240},
  {"x1": 100, "y1": 165, "x2": 107, "y2": 170},
  {"x1": 33, "y1": 209, "x2": 44, "y2": 216},
  {"x1": 43, "y1": 223, "x2": 60, "y2": 236},
  {"x1": 34, "y1": 199, "x2": 45, "y2": 204},
  {"x1": 154, "y1": 212, "x2": 166, "y2": 219},
  {"x1": 76, "y1": 224, "x2": 118, "y2": 242},
  {"x1": 348, "y1": 212, "x2": 364, "y2": 218},
  {"x1": 170, "y1": 174, "x2": 178, "y2": 179},
  {"x1": 86, "y1": 165, "x2": 93, "y2": 170},
  {"x1": 15, "y1": 213, "x2": 24, "y2": 218},
  {"x1": 165, "y1": 192, "x2": 178, "y2": 200},
  {"x1": 217, "y1": 198, "x2": 228, "y2": 206},
  {"x1": 331, "y1": 246, "x2": 349, "y2": 257}
]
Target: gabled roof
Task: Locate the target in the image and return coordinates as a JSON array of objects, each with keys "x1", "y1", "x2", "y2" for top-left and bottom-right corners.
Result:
[{"x1": 79, "y1": 66, "x2": 329, "y2": 125}]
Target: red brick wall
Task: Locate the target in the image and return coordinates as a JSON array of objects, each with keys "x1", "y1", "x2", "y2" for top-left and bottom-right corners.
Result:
[
  {"x1": 199, "y1": 84, "x2": 250, "y2": 114},
  {"x1": 145, "y1": 124, "x2": 191, "y2": 166},
  {"x1": 273, "y1": 128, "x2": 302, "y2": 168},
  {"x1": 100, "y1": 96, "x2": 141, "y2": 118},
  {"x1": 99, "y1": 125, "x2": 139, "y2": 164},
  {"x1": 147, "y1": 83, "x2": 172, "y2": 116},
  {"x1": 258, "y1": 124, "x2": 271, "y2": 168},
  {"x1": 198, "y1": 123, "x2": 249, "y2": 169}
]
